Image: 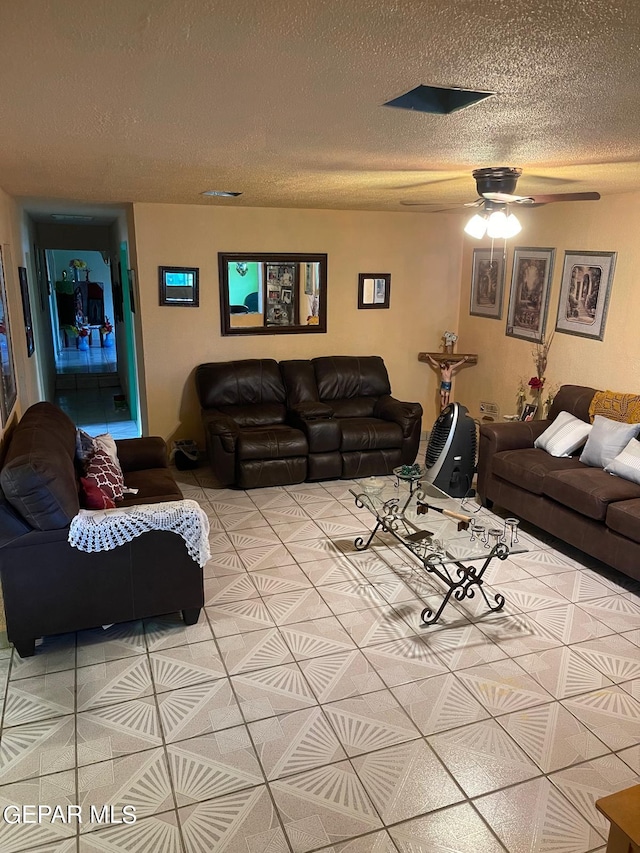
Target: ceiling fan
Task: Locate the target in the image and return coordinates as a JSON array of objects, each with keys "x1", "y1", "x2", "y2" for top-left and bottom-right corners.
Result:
[{"x1": 402, "y1": 166, "x2": 601, "y2": 238}]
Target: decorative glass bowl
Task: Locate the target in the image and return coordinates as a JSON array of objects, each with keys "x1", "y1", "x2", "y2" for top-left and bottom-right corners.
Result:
[{"x1": 361, "y1": 477, "x2": 385, "y2": 498}]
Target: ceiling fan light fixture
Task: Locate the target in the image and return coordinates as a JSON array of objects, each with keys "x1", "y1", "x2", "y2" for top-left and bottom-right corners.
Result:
[
  {"x1": 486, "y1": 210, "x2": 508, "y2": 238},
  {"x1": 464, "y1": 213, "x2": 488, "y2": 239},
  {"x1": 503, "y1": 212, "x2": 522, "y2": 237}
]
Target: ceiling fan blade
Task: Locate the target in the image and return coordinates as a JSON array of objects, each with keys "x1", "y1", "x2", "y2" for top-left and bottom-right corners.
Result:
[
  {"x1": 526, "y1": 192, "x2": 601, "y2": 204},
  {"x1": 482, "y1": 191, "x2": 531, "y2": 203},
  {"x1": 463, "y1": 198, "x2": 486, "y2": 208}
]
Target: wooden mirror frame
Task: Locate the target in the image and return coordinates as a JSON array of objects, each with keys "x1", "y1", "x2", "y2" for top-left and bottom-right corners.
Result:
[{"x1": 218, "y1": 252, "x2": 328, "y2": 336}]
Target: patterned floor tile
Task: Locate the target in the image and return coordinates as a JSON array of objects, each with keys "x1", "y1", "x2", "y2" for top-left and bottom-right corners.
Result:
[
  {"x1": 207, "y1": 531, "x2": 235, "y2": 553},
  {"x1": 391, "y1": 673, "x2": 490, "y2": 735},
  {"x1": 549, "y1": 754, "x2": 640, "y2": 836},
  {"x1": 352, "y1": 738, "x2": 463, "y2": 822},
  {"x1": 239, "y1": 542, "x2": 297, "y2": 571},
  {"x1": 540, "y1": 571, "x2": 615, "y2": 603},
  {"x1": 300, "y1": 555, "x2": 363, "y2": 587},
  {"x1": 231, "y1": 663, "x2": 317, "y2": 722},
  {"x1": 78, "y1": 811, "x2": 182, "y2": 852},
  {"x1": 521, "y1": 602, "x2": 614, "y2": 645},
  {"x1": 143, "y1": 613, "x2": 213, "y2": 652},
  {"x1": 204, "y1": 573, "x2": 258, "y2": 606},
  {"x1": 428, "y1": 718, "x2": 540, "y2": 796},
  {"x1": 300, "y1": 650, "x2": 386, "y2": 703},
  {"x1": 621, "y1": 677, "x2": 640, "y2": 700},
  {"x1": 497, "y1": 576, "x2": 571, "y2": 612},
  {"x1": 511, "y1": 550, "x2": 581, "y2": 577},
  {"x1": 8, "y1": 635, "x2": 76, "y2": 681},
  {"x1": 368, "y1": 575, "x2": 419, "y2": 605},
  {"x1": 338, "y1": 605, "x2": 416, "y2": 647},
  {"x1": 263, "y1": 589, "x2": 334, "y2": 625},
  {"x1": 562, "y1": 686, "x2": 640, "y2": 749},
  {"x1": 314, "y1": 515, "x2": 370, "y2": 539},
  {"x1": 206, "y1": 598, "x2": 276, "y2": 638},
  {"x1": 280, "y1": 617, "x2": 359, "y2": 661},
  {"x1": 361, "y1": 635, "x2": 448, "y2": 686},
  {"x1": 455, "y1": 658, "x2": 555, "y2": 716},
  {"x1": 249, "y1": 564, "x2": 313, "y2": 595},
  {"x1": 514, "y1": 646, "x2": 613, "y2": 698},
  {"x1": 618, "y1": 744, "x2": 640, "y2": 773},
  {"x1": 285, "y1": 537, "x2": 344, "y2": 564},
  {"x1": 216, "y1": 509, "x2": 267, "y2": 531},
  {"x1": 272, "y1": 519, "x2": 325, "y2": 543},
  {"x1": 4, "y1": 670, "x2": 76, "y2": 727},
  {"x1": 75, "y1": 657, "x2": 152, "y2": 714},
  {"x1": 209, "y1": 496, "x2": 257, "y2": 516},
  {"x1": 167, "y1": 726, "x2": 263, "y2": 805},
  {"x1": 218, "y1": 628, "x2": 294, "y2": 674},
  {"x1": 307, "y1": 499, "x2": 359, "y2": 519},
  {"x1": 250, "y1": 706, "x2": 346, "y2": 780},
  {"x1": 622, "y1": 627, "x2": 640, "y2": 647},
  {"x1": 425, "y1": 623, "x2": 508, "y2": 670},
  {"x1": 228, "y1": 528, "x2": 281, "y2": 550},
  {"x1": 395, "y1": 595, "x2": 472, "y2": 633},
  {"x1": 78, "y1": 749, "x2": 173, "y2": 832},
  {"x1": 474, "y1": 776, "x2": 604, "y2": 853},
  {"x1": 0, "y1": 770, "x2": 77, "y2": 851},
  {"x1": 577, "y1": 595, "x2": 640, "y2": 633},
  {"x1": 76, "y1": 622, "x2": 146, "y2": 667},
  {"x1": 0, "y1": 715, "x2": 75, "y2": 783},
  {"x1": 77, "y1": 697, "x2": 162, "y2": 766},
  {"x1": 388, "y1": 802, "x2": 506, "y2": 853},
  {"x1": 322, "y1": 689, "x2": 420, "y2": 756},
  {"x1": 203, "y1": 549, "x2": 247, "y2": 576},
  {"x1": 497, "y1": 701, "x2": 608, "y2": 773},
  {"x1": 571, "y1": 633, "x2": 640, "y2": 684},
  {"x1": 261, "y1": 504, "x2": 310, "y2": 525},
  {"x1": 318, "y1": 581, "x2": 387, "y2": 615},
  {"x1": 149, "y1": 641, "x2": 226, "y2": 693},
  {"x1": 347, "y1": 550, "x2": 398, "y2": 579},
  {"x1": 271, "y1": 761, "x2": 382, "y2": 853},
  {"x1": 249, "y1": 490, "x2": 299, "y2": 510},
  {"x1": 178, "y1": 785, "x2": 288, "y2": 853},
  {"x1": 314, "y1": 830, "x2": 398, "y2": 853},
  {"x1": 156, "y1": 679, "x2": 243, "y2": 742},
  {"x1": 477, "y1": 612, "x2": 564, "y2": 656}
]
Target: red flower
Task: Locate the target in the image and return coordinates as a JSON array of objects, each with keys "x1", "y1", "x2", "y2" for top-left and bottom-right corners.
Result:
[
  {"x1": 78, "y1": 327, "x2": 89, "y2": 337},
  {"x1": 528, "y1": 376, "x2": 544, "y2": 390}
]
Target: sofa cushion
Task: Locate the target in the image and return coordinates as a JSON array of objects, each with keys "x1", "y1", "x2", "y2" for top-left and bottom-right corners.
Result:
[
  {"x1": 579, "y1": 415, "x2": 640, "y2": 468},
  {"x1": 119, "y1": 468, "x2": 184, "y2": 506},
  {"x1": 542, "y1": 467, "x2": 640, "y2": 520},
  {"x1": 218, "y1": 403, "x2": 287, "y2": 428},
  {"x1": 492, "y1": 448, "x2": 584, "y2": 495},
  {"x1": 237, "y1": 426, "x2": 308, "y2": 460},
  {"x1": 606, "y1": 499, "x2": 640, "y2": 545},
  {"x1": 196, "y1": 359, "x2": 286, "y2": 408},
  {"x1": 331, "y1": 398, "x2": 377, "y2": 419},
  {"x1": 339, "y1": 418, "x2": 403, "y2": 452},
  {"x1": 313, "y1": 356, "x2": 391, "y2": 400}
]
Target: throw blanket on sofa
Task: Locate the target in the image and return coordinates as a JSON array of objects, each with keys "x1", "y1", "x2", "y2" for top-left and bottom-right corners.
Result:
[
  {"x1": 589, "y1": 390, "x2": 640, "y2": 424},
  {"x1": 68, "y1": 499, "x2": 211, "y2": 567}
]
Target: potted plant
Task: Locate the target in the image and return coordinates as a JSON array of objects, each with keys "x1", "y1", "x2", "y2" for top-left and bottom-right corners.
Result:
[{"x1": 76, "y1": 326, "x2": 90, "y2": 351}]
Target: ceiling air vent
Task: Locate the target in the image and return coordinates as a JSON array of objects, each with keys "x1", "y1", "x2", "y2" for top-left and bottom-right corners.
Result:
[
  {"x1": 50, "y1": 214, "x2": 95, "y2": 222},
  {"x1": 383, "y1": 84, "x2": 495, "y2": 115}
]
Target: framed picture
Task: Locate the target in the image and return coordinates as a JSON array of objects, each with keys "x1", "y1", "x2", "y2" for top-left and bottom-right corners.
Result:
[
  {"x1": 469, "y1": 249, "x2": 505, "y2": 319},
  {"x1": 555, "y1": 251, "x2": 617, "y2": 340},
  {"x1": 520, "y1": 403, "x2": 538, "y2": 422},
  {"x1": 128, "y1": 269, "x2": 136, "y2": 313},
  {"x1": 159, "y1": 266, "x2": 199, "y2": 307},
  {"x1": 358, "y1": 273, "x2": 391, "y2": 309},
  {"x1": 0, "y1": 246, "x2": 18, "y2": 424},
  {"x1": 506, "y1": 247, "x2": 555, "y2": 343},
  {"x1": 18, "y1": 267, "x2": 34, "y2": 357}
]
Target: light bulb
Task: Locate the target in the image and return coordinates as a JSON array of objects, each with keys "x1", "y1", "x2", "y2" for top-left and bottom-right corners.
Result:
[
  {"x1": 503, "y1": 213, "x2": 522, "y2": 237},
  {"x1": 486, "y1": 210, "x2": 508, "y2": 238},
  {"x1": 464, "y1": 213, "x2": 488, "y2": 239}
]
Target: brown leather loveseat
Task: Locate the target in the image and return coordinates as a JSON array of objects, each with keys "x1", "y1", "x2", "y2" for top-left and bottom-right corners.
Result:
[
  {"x1": 478, "y1": 385, "x2": 640, "y2": 581},
  {"x1": 0, "y1": 402, "x2": 205, "y2": 657},
  {"x1": 196, "y1": 356, "x2": 422, "y2": 489}
]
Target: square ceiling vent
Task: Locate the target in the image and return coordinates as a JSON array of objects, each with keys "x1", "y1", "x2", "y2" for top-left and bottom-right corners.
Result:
[{"x1": 384, "y1": 84, "x2": 494, "y2": 115}]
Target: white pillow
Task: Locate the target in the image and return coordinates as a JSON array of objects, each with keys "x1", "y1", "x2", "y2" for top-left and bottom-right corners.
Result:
[
  {"x1": 580, "y1": 415, "x2": 640, "y2": 468},
  {"x1": 534, "y1": 411, "x2": 592, "y2": 457},
  {"x1": 605, "y1": 437, "x2": 640, "y2": 485}
]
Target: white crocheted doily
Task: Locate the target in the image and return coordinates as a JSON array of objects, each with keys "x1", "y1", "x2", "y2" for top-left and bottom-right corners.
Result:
[{"x1": 68, "y1": 499, "x2": 211, "y2": 567}]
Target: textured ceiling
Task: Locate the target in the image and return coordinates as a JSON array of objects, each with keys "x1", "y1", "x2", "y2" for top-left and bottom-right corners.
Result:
[{"x1": 2, "y1": 0, "x2": 640, "y2": 212}]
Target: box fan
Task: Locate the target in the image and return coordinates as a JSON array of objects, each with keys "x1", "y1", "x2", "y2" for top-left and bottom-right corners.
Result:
[{"x1": 423, "y1": 402, "x2": 476, "y2": 497}]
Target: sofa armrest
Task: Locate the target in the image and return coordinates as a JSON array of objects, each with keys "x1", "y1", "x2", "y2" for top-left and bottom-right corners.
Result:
[
  {"x1": 202, "y1": 410, "x2": 240, "y2": 453},
  {"x1": 374, "y1": 395, "x2": 423, "y2": 438},
  {"x1": 116, "y1": 437, "x2": 168, "y2": 472},
  {"x1": 289, "y1": 402, "x2": 334, "y2": 420},
  {"x1": 479, "y1": 420, "x2": 550, "y2": 453}
]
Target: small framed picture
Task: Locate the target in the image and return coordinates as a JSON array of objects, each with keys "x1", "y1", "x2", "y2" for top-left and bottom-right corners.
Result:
[
  {"x1": 506, "y1": 247, "x2": 555, "y2": 343},
  {"x1": 555, "y1": 251, "x2": 616, "y2": 341},
  {"x1": 470, "y1": 249, "x2": 505, "y2": 319},
  {"x1": 18, "y1": 267, "x2": 35, "y2": 357},
  {"x1": 520, "y1": 403, "x2": 538, "y2": 422},
  {"x1": 159, "y1": 266, "x2": 199, "y2": 307},
  {"x1": 358, "y1": 273, "x2": 391, "y2": 309}
]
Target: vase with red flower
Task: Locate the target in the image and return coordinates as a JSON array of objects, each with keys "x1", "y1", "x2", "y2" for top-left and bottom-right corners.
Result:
[{"x1": 77, "y1": 327, "x2": 90, "y2": 351}]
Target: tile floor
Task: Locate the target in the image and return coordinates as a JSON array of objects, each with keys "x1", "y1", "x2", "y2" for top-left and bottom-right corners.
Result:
[
  {"x1": 0, "y1": 449, "x2": 639, "y2": 852},
  {"x1": 56, "y1": 344, "x2": 117, "y2": 375}
]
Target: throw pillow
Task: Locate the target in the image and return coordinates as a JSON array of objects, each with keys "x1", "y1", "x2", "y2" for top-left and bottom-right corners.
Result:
[
  {"x1": 605, "y1": 438, "x2": 640, "y2": 485},
  {"x1": 534, "y1": 411, "x2": 592, "y2": 457},
  {"x1": 75, "y1": 428, "x2": 97, "y2": 464},
  {"x1": 579, "y1": 415, "x2": 640, "y2": 468},
  {"x1": 80, "y1": 476, "x2": 116, "y2": 509},
  {"x1": 84, "y1": 449, "x2": 125, "y2": 501}
]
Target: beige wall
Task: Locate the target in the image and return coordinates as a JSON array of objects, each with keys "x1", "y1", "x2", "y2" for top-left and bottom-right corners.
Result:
[
  {"x1": 455, "y1": 193, "x2": 640, "y2": 419},
  {"x1": 132, "y1": 204, "x2": 464, "y2": 443}
]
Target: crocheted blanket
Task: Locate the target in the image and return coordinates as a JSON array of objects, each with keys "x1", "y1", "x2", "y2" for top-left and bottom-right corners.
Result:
[{"x1": 68, "y1": 499, "x2": 211, "y2": 567}]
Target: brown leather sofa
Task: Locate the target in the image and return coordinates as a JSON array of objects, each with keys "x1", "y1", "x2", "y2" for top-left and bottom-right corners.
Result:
[
  {"x1": 0, "y1": 402, "x2": 204, "y2": 657},
  {"x1": 196, "y1": 356, "x2": 422, "y2": 488},
  {"x1": 478, "y1": 385, "x2": 640, "y2": 580}
]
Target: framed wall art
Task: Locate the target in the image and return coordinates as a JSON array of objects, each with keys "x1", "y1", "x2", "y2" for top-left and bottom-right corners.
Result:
[
  {"x1": 18, "y1": 266, "x2": 34, "y2": 357},
  {"x1": 469, "y1": 249, "x2": 505, "y2": 319},
  {"x1": 0, "y1": 246, "x2": 18, "y2": 424},
  {"x1": 159, "y1": 266, "x2": 199, "y2": 307},
  {"x1": 506, "y1": 247, "x2": 555, "y2": 343},
  {"x1": 358, "y1": 273, "x2": 391, "y2": 309},
  {"x1": 555, "y1": 251, "x2": 616, "y2": 341}
]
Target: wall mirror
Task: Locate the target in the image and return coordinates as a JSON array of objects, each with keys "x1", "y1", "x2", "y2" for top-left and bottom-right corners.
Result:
[
  {"x1": 219, "y1": 253, "x2": 327, "y2": 335},
  {"x1": 159, "y1": 266, "x2": 199, "y2": 307}
]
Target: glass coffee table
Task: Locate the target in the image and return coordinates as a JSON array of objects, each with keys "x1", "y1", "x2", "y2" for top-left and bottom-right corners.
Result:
[{"x1": 350, "y1": 473, "x2": 527, "y2": 625}]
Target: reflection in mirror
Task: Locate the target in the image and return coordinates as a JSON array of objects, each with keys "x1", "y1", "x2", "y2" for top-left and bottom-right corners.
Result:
[
  {"x1": 159, "y1": 266, "x2": 199, "y2": 307},
  {"x1": 219, "y1": 253, "x2": 327, "y2": 335}
]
